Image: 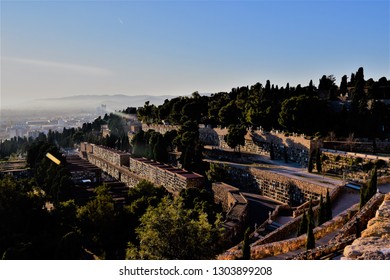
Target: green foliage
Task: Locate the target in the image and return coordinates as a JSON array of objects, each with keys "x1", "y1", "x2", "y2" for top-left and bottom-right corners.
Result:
[
  {"x1": 27, "y1": 141, "x2": 74, "y2": 205},
  {"x1": 218, "y1": 100, "x2": 241, "y2": 127},
  {"x1": 131, "y1": 130, "x2": 173, "y2": 163},
  {"x1": 242, "y1": 227, "x2": 251, "y2": 260},
  {"x1": 206, "y1": 163, "x2": 229, "y2": 183},
  {"x1": 224, "y1": 124, "x2": 247, "y2": 152},
  {"x1": 0, "y1": 177, "x2": 51, "y2": 259},
  {"x1": 0, "y1": 136, "x2": 34, "y2": 159},
  {"x1": 278, "y1": 95, "x2": 326, "y2": 135},
  {"x1": 127, "y1": 180, "x2": 168, "y2": 209},
  {"x1": 179, "y1": 187, "x2": 222, "y2": 224},
  {"x1": 126, "y1": 197, "x2": 223, "y2": 260},
  {"x1": 77, "y1": 186, "x2": 117, "y2": 258},
  {"x1": 175, "y1": 120, "x2": 204, "y2": 172},
  {"x1": 375, "y1": 159, "x2": 386, "y2": 169}
]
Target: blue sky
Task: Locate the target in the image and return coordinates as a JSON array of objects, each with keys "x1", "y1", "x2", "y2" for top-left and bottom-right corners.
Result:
[{"x1": 1, "y1": 0, "x2": 389, "y2": 108}]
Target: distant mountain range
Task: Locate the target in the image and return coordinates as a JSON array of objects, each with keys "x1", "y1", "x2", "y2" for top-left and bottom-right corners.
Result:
[{"x1": 27, "y1": 94, "x2": 179, "y2": 112}]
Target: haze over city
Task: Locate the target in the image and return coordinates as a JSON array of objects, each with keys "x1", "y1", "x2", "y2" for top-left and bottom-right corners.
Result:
[{"x1": 1, "y1": 0, "x2": 389, "y2": 110}]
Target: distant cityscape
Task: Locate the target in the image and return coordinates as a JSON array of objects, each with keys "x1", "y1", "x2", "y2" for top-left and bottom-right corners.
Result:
[{"x1": 0, "y1": 104, "x2": 108, "y2": 141}]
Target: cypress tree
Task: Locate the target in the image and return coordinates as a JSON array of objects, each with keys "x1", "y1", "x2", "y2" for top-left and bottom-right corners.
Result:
[
  {"x1": 270, "y1": 143, "x2": 275, "y2": 160},
  {"x1": 308, "y1": 151, "x2": 314, "y2": 173},
  {"x1": 360, "y1": 184, "x2": 367, "y2": 209},
  {"x1": 315, "y1": 148, "x2": 322, "y2": 173},
  {"x1": 360, "y1": 167, "x2": 377, "y2": 209},
  {"x1": 306, "y1": 220, "x2": 315, "y2": 250},
  {"x1": 367, "y1": 167, "x2": 377, "y2": 199},
  {"x1": 325, "y1": 189, "x2": 332, "y2": 221},
  {"x1": 307, "y1": 199, "x2": 314, "y2": 227},
  {"x1": 283, "y1": 146, "x2": 288, "y2": 163},
  {"x1": 242, "y1": 227, "x2": 251, "y2": 260},
  {"x1": 318, "y1": 195, "x2": 325, "y2": 225},
  {"x1": 297, "y1": 210, "x2": 308, "y2": 237}
]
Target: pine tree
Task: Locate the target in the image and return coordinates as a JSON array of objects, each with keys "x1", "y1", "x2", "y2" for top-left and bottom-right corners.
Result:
[{"x1": 242, "y1": 227, "x2": 251, "y2": 260}]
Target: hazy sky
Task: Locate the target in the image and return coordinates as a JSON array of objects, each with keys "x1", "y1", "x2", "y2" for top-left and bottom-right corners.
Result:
[{"x1": 1, "y1": 0, "x2": 389, "y2": 109}]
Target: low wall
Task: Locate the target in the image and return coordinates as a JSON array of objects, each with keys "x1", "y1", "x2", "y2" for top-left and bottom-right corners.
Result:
[{"x1": 323, "y1": 140, "x2": 390, "y2": 154}]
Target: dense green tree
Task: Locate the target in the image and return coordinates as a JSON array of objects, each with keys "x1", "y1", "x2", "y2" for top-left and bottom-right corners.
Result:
[
  {"x1": 153, "y1": 133, "x2": 168, "y2": 162},
  {"x1": 131, "y1": 130, "x2": 146, "y2": 157},
  {"x1": 77, "y1": 186, "x2": 118, "y2": 258},
  {"x1": 278, "y1": 95, "x2": 326, "y2": 135},
  {"x1": 127, "y1": 180, "x2": 168, "y2": 216},
  {"x1": 126, "y1": 197, "x2": 223, "y2": 260},
  {"x1": 218, "y1": 101, "x2": 241, "y2": 127},
  {"x1": 224, "y1": 125, "x2": 247, "y2": 153},
  {"x1": 206, "y1": 163, "x2": 229, "y2": 183},
  {"x1": 137, "y1": 101, "x2": 157, "y2": 124},
  {"x1": 0, "y1": 177, "x2": 52, "y2": 259},
  {"x1": 179, "y1": 187, "x2": 222, "y2": 224},
  {"x1": 319, "y1": 75, "x2": 334, "y2": 91},
  {"x1": 175, "y1": 120, "x2": 204, "y2": 172}
]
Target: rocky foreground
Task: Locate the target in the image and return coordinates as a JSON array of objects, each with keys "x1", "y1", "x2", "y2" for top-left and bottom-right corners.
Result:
[{"x1": 343, "y1": 193, "x2": 390, "y2": 260}]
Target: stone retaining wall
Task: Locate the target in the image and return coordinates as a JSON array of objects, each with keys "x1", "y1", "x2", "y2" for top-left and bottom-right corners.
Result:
[
  {"x1": 140, "y1": 124, "x2": 313, "y2": 166},
  {"x1": 214, "y1": 128, "x2": 312, "y2": 166},
  {"x1": 249, "y1": 168, "x2": 328, "y2": 206}
]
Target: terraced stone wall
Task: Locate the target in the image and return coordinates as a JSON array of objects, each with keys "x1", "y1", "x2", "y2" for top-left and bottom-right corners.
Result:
[{"x1": 321, "y1": 149, "x2": 390, "y2": 183}]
